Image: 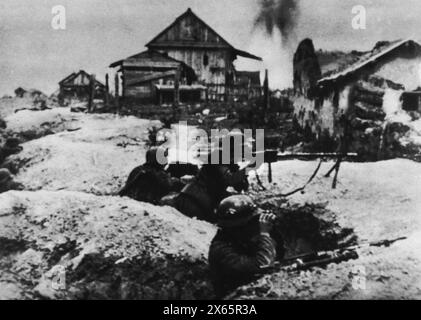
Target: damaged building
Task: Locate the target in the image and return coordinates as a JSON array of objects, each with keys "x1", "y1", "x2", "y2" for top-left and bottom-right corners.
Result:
[
  {"x1": 293, "y1": 39, "x2": 421, "y2": 160},
  {"x1": 110, "y1": 8, "x2": 262, "y2": 105},
  {"x1": 58, "y1": 70, "x2": 106, "y2": 103}
]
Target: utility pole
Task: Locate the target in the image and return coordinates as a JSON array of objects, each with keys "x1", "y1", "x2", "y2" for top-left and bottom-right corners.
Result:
[
  {"x1": 263, "y1": 69, "x2": 269, "y2": 125},
  {"x1": 174, "y1": 67, "x2": 180, "y2": 108},
  {"x1": 114, "y1": 72, "x2": 119, "y2": 113},
  {"x1": 105, "y1": 73, "x2": 109, "y2": 107},
  {"x1": 88, "y1": 74, "x2": 96, "y2": 113}
]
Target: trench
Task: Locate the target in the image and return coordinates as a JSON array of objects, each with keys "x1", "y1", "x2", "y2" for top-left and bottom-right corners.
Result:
[
  {"x1": 63, "y1": 253, "x2": 214, "y2": 300},
  {"x1": 0, "y1": 238, "x2": 28, "y2": 257},
  {"x1": 53, "y1": 200, "x2": 357, "y2": 300},
  {"x1": 258, "y1": 200, "x2": 358, "y2": 260}
]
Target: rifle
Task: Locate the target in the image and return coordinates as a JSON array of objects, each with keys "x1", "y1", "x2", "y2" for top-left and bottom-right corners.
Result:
[
  {"x1": 251, "y1": 150, "x2": 359, "y2": 188},
  {"x1": 253, "y1": 150, "x2": 359, "y2": 164},
  {"x1": 263, "y1": 236, "x2": 407, "y2": 273}
]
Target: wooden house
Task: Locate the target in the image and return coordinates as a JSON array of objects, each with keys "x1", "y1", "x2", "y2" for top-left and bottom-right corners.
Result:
[
  {"x1": 110, "y1": 8, "x2": 262, "y2": 104},
  {"x1": 58, "y1": 70, "x2": 105, "y2": 101},
  {"x1": 110, "y1": 49, "x2": 204, "y2": 105}
]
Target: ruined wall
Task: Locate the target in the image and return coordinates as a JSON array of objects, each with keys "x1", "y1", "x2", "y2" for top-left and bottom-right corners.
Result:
[
  {"x1": 293, "y1": 39, "x2": 322, "y2": 98},
  {"x1": 293, "y1": 84, "x2": 352, "y2": 148},
  {"x1": 374, "y1": 56, "x2": 421, "y2": 91},
  {"x1": 292, "y1": 39, "x2": 421, "y2": 159},
  {"x1": 293, "y1": 75, "x2": 421, "y2": 160}
]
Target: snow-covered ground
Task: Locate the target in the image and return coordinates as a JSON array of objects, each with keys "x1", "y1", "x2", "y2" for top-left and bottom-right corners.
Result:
[
  {"x1": 0, "y1": 106, "x2": 216, "y2": 299},
  {"x1": 4, "y1": 109, "x2": 157, "y2": 194},
  {"x1": 238, "y1": 160, "x2": 421, "y2": 299},
  {"x1": 1, "y1": 103, "x2": 421, "y2": 299}
]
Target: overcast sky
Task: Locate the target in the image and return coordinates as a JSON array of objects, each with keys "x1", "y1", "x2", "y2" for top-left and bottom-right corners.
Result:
[{"x1": 1, "y1": 0, "x2": 421, "y2": 95}]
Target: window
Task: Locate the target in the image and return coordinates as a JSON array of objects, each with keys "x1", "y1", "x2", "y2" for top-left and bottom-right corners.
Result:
[
  {"x1": 203, "y1": 53, "x2": 209, "y2": 67},
  {"x1": 402, "y1": 92, "x2": 421, "y2": 112}
]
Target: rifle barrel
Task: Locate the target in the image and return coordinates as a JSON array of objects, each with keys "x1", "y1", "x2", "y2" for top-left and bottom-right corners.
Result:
[{"x1": 252, "y1": 151, "x2": 359, "y2": 163}]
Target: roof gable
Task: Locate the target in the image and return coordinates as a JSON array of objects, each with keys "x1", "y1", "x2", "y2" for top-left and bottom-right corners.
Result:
[
  {"x1": 59, "y1": 70, "x2": 104, "y2": 87},
  {"x1": 110, "y1": 50, "x2": 182, "y2": 68},
  {"x1": 146, "y1": 8, "x2": 233, "y2": 49},
  {"x1": 318, "y1": 39, "x2": 421, "y2": 86}
]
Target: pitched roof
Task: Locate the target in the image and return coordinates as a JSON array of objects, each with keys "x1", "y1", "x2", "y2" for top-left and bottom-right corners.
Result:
[
  {"x1": 109, "y1": 50, "x2": 182, "y2": 68},
  {"x1": 59, "y1": 70, "x2": 105, "y2": 87},
  {"x1": 145, "y1": 8, "x2": 261, "y2": 61},
  {"x1": 318, "y1": 39, "x2": 421, "y2": 86}
]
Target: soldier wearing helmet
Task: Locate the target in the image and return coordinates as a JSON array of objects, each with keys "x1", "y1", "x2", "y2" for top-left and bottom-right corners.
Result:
[
  {"x1": 119, "y1": 147, "x2": 184, "y2": 204},
  {"x1": 173, "y1": 136, "x2": 250, "y2": 223},
  {"x1": 0, "y1": 137, "x2": 22, "y2": 164},
  {"x1": 0, "y1": 168, "x2": 23, "y2": 193},
  {"x1": 208, "y1": 195, "x2": 284, "y2": 298}
]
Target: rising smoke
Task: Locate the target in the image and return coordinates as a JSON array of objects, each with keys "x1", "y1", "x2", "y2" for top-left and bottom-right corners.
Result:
[{"x1": 255, "y1": 0, "x2": 300, "y2": 42}]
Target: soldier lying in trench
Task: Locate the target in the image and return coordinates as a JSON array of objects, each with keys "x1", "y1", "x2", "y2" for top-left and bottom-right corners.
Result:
[
  {"x1": 0, "y1": 168, "x2": 24, "y2": 193},
  {"x1": 169, "y1": 147, "x2": 250, "y2": 223},
  {"x1": 119, "y1": 147, "x2": 185, "y2": 205}
]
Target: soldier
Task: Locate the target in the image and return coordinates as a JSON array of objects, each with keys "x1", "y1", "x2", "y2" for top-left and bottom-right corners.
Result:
[
  {"x1": 208, "y1": 195, "x2": 284, "y2": 298},
  {"x1": 172, "y1": 147, "x2": 249, "y2": 223},
  {"x1": 0, "y1": 137, "x2": 22, "y2": 164},
  {"x1": 119, "y1": 147, "x2": 184, "y2": 205},
  {"x1": 0, "y1": 168, "x2": 24, "y2": 193}
]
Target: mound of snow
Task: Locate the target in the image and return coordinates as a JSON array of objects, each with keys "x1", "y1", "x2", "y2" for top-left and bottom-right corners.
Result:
[
  {"x1": 5, "y1": 108, "x2": 79, "y2": 140},
  {"x1": 6, "y1": 110, "x2": 158, "y2": 194},
  {"x1": 0, "y1": 191, "x2": 216, "y2": 299}
]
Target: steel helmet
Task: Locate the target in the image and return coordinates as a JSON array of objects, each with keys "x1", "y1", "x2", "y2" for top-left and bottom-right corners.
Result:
[
  {"x1": 216, "y1": 195, "x2": 259, "y2": 228},
  {"x1": 146, "y1": 147, "x2": 168, "y2": 166},
  {"x1": 5, "y1": 138, "x2": 20, "y2": 148},
  {"x1": 0, "y1": 168, "x2": 12, "y2": 184}
]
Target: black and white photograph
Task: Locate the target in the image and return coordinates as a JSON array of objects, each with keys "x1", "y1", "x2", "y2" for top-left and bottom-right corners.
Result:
[{"x1": 0, "y1": 0, "x2": 421, "y2": 303}]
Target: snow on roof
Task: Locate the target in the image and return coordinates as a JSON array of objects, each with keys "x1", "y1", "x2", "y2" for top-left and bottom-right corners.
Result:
[{"x1": 318, "y1": 39, "x2": 420, "y2": 85}]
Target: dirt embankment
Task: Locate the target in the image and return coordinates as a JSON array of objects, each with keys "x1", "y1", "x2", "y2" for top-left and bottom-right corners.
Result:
[
  {"x1": 0, "y1": 106, "x2": 218, "y2": 300},
  {"x1": 0, "y1": 191, "x2": 216, "y2": 299},
  {"x1": 2, "y1": 108, "x2": 160, "y2": 194}
]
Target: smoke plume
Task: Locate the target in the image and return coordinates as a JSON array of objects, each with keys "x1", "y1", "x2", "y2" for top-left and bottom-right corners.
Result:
[{"x1": 255, "y1": 0, "x2": 300, "y2": 42}]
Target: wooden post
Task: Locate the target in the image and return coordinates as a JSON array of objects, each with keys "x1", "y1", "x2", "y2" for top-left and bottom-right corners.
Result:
[
  {"x1": 88, "y1": 74, "x2": 96, "y2": 113},
  {"x1": 114, "y1": 72, "x2": 119, "y2": 112},
  {"x1": 105, "y1": 73, "x2": 109, "y2": 106},
  {"x1": 263, "y1": 69, "x2": 269, "y2": 124},
  {"x1": 174, "y1": 67, "x2": 180, "y2": 107},
  {"x1": 268, "y1": 162, "x2": 273, "y2": 184}
]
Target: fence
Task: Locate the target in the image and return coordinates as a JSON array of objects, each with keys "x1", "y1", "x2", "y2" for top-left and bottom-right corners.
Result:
[{"x1": 206, "y1": 84, "x2": 263, "y2": 102}]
